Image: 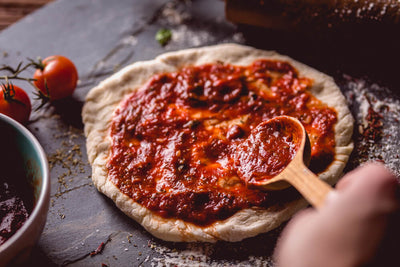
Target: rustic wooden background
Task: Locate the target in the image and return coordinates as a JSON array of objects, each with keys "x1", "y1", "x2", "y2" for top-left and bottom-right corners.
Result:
[{"x1": 0, "y1": 0, "x2": 53, "y2": 30}]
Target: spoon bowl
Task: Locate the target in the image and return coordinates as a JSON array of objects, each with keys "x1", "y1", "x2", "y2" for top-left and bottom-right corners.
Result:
[{"x1": 245, "y1": 116, "x2": 332, "y2": 208}]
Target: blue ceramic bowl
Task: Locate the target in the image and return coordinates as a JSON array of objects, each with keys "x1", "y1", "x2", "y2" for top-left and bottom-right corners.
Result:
[{"x1": 0, "y1": 114, "x2": 50, "y2": 266}]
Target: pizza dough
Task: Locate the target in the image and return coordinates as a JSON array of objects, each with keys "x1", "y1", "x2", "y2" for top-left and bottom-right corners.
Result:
[{"x1": 82, "y1": 44, "x2": 354, "y2": 242}]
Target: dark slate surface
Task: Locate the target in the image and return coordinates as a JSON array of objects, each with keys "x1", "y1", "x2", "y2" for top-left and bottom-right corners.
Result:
[{"x1": 1, "y1": 0, "x2": 399, "y2": 266}]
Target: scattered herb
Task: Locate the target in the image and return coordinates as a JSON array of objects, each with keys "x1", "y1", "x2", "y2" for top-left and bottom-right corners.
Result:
[{"x1": 155, "y1": 28, "x2": 172, "y2": 46}]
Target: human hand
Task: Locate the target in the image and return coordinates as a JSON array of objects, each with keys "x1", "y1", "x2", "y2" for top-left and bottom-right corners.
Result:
[{"x1": 274, "y1": 163, "x2": 399, "y2": 267}]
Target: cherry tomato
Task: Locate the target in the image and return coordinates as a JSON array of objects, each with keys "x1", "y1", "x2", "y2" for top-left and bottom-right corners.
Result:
[
  {"x1": 0, "y1": 83, "x2": 31, "y2": 124},
  {"x1": 33, "y1": 55, "x2": 78, "y2": 101}
]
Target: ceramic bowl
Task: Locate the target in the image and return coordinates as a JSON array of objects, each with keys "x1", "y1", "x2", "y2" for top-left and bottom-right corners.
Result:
[{"x1": 0, "y1": 114, "x2": 50, "y2": 266}]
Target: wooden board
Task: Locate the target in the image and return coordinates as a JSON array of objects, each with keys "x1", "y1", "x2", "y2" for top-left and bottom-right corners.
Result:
[{"x1": 0, "y1": 0, "x2": 53, "y2": 30}]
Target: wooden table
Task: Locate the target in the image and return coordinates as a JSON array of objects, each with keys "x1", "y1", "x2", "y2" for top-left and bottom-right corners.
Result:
[{"x1": 0, "y1": 0, "x2": 53, "y2": 30}]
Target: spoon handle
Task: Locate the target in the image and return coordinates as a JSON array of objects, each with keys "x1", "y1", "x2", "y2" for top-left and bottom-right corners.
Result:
[{"x1": 286, "y1": 165, "x2": 333, "y2": 209}]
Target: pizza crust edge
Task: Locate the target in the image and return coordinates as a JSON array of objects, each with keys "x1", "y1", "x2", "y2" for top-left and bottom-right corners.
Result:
[{"x1": 82, "y1": 43, "x2": 354, "y2": 242}]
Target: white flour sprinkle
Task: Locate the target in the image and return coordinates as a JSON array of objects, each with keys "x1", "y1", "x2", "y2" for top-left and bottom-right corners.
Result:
[
  {"x1": 149, "y1": 242, "x2": 274, "y2": 267},
  {"x1": 171, "y1": 25, "x2": 216, "y2": 47},
  {"x1": 343, "y1": 75, "x2": 400, "y2": 176},
  {"x1": 161, "y1": 1, "x2": 191, "y2": 25}
]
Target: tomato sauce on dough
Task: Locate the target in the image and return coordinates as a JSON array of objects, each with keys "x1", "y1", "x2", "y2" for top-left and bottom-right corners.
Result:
[{"x1": 109, "y1": 60, "x2": 337, "y2": 226}]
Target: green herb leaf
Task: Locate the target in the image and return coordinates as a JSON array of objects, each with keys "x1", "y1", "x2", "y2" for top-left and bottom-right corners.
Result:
[{"x1": 155, "y1": 28, "x2": 172, "y2": 46}]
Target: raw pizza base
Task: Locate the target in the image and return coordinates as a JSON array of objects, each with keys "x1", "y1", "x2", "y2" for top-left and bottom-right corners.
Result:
[{"x1": 82, "y1": 43, "x2": 354, "y2": 242}]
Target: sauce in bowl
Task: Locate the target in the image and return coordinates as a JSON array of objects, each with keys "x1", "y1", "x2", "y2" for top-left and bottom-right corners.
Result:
[
  {"x1": 0, "y1": 133, "x2": 34, "y2": 246},
  {"x1": 0, "y1": 178, "x2": 32, "y2": 245}
]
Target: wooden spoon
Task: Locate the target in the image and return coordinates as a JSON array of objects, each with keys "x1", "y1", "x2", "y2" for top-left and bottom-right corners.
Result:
[{"x1": 237, "y1": 115, "x2": 332, "y2": 209}]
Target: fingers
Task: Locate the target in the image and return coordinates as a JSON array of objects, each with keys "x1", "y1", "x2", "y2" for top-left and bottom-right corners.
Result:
[
  {"x1": 336, "y1": 162, "x2": 397, "y2": 191},
  {"x1": 274, "y1": 209, "x2": 319, "y2": 267},
  {"x1": 274, "y1": 163, "x2": 399, "y2": 267},
  {"x1": 333, "y1": 162, "x2": 399, "y2": 214}
]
